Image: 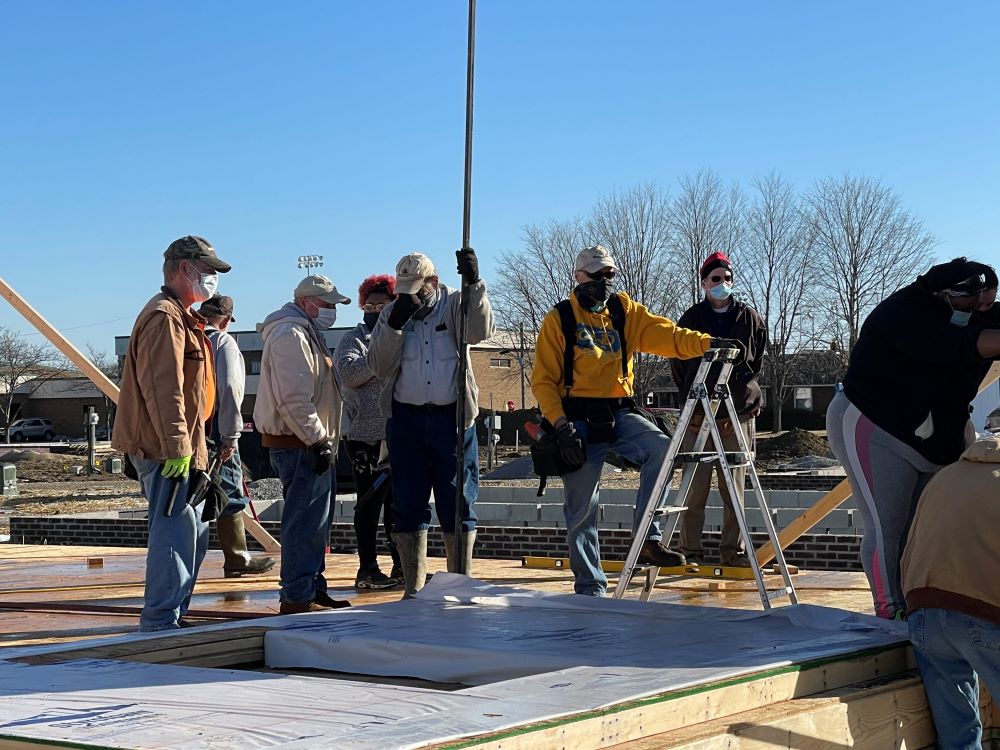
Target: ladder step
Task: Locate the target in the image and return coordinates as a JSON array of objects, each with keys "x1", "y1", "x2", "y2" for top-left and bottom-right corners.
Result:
[
  {"x1": 674, "y1": 452, "x2": 751, "y2": 465},
  {"x1": 652, "y1": 506, "x2": 687, "y2": 517}
]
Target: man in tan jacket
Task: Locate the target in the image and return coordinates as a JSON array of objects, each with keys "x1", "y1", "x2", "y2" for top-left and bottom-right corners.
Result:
[
  {"x1": 902, "y1": 436, "x2": 1000, "y2": 749},
  {"x1": 254, "y1": 275, "x2": 351, "y2": 613},
  {"x1": 113, "y1": 236, "x2": 231, "y2": 631}
]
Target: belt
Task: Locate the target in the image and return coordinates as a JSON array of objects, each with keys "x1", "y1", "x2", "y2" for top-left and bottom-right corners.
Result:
[{"x1": 395, "y1": 400, "x2": 456, "y2": 413}]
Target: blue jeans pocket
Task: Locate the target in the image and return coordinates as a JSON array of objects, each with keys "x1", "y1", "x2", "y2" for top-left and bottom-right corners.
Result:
[{"x1": 908, "y1": 609, "x2": 925, "y2": 651}]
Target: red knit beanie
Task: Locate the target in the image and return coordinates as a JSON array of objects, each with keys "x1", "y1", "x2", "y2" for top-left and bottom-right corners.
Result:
[{"x1": 700, "y1": 252, "x2": 733, "y2": 280}]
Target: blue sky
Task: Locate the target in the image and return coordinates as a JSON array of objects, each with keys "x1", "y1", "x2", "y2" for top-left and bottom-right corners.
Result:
[{"x1": 1, "y1": 1, "x2": 998, "y2": 357}]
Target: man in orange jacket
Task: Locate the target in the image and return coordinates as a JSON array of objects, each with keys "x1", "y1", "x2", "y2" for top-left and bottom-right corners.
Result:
[
  {"x1": 113, "y1": 236, "x2": 230, "y2": 631},
  {"x1": 531, "y1": 245, "x2": 714, "y2": 596}
]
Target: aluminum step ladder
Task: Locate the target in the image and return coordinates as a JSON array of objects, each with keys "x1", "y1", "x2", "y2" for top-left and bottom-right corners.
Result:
[{"x1": 612, "y1": 345, "x2": 799, "y2": 609}]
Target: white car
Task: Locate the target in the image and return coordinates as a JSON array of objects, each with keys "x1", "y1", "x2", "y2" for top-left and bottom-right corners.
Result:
[{"x1": 6, "y1": 418, "x2": 56, "y2": 442}]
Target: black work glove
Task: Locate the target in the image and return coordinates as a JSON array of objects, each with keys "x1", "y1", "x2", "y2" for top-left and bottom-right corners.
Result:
[
  {"x1": 387, "y1": 294, "x2": 417, "y2": 330},
  {"x1": 310, "y1": 440, "x2": 334, "y2": 475},
  {"x1": 456, "y1": 247, "x2": 480, "y2": 285},
  {"x1": 555, "y1": 421, "x2": 586, "y2": 465}
]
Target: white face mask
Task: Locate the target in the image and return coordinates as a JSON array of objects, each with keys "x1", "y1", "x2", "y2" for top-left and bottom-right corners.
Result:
[
  {"x1": 185, "y1": 265, "x2": 218, "y2": 303},
  {"x1": 311, "y1": 303, "x2": 338, "y2": 329}
]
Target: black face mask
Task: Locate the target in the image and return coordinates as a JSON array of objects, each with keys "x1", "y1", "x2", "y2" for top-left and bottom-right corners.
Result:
[
  {"x1": 575, "y1": 279, "x2": 611, "y2": 311},
  {"x1": 363, "y1": 312, "x2": 380, "y2": 329}
]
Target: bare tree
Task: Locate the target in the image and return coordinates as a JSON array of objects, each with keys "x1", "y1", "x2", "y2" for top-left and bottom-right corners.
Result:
[
  {"x1": 806, "y1": 174, "x2": 937, "y2": 351},
  {"x1": 87, "y1": 344, "x2": 122, "y2": 439},
  {"x1": 668, "y1": 170, "x2": 746, "y2": 307},
  {"x1": 0, "y1": 326, "x2": 66, "y2": 437},
  {"x1": 586, "y1": 183, "x2": 685, "y2": 400},
  {"x1": 736, "y1": 174, "x2": 820, "y2": 432}
]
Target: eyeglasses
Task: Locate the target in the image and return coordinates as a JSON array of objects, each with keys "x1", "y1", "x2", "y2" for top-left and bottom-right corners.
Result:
[
  {"x1": 362, "y1": 302, "x2": 387, "y2": 312},
  {"x1": 709, "y1": 274, "x2": 733, "y2": 283},
  {"x1": 586, "y1": 269, "x2": 616, "y2": 281}
]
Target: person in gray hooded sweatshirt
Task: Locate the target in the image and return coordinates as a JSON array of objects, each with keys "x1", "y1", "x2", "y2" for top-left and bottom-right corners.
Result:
[
  {"x1": 197, "y1": 294, "x2": 275, "y2": 578},
  {"x1": 254, "y1": 275, "x2": 351, "y2": 614}
]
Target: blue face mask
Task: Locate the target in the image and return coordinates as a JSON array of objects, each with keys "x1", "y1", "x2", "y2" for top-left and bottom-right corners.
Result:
[
  {"x1": 950, "y1": 309, "x2": 972, "y2": 327},
  {"x1": 709, "y1": 283, "x2": 733, "y2": 301}
]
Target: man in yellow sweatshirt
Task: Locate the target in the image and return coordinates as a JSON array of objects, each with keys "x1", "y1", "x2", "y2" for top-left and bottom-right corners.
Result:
[
  {"x1": 901, "y1": 437, "x2": 1000, "y2": 750},
  {"x1": 531, "y1": 245, "x2": 714, "y2": 596}
]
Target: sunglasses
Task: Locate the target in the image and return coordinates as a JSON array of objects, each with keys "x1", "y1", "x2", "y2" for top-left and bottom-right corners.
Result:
[
  {"x1": 586, "y1": 269, "x2": 616, "y2": 281},
  {"x1": 709, "y1": 273, "x2": 733, "y2": 283},
  {"x1": 362, "y1": 302, "x2": 387, "y2": 312}
]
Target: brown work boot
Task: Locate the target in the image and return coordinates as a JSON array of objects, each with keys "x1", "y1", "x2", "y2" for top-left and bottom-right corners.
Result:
[
  {"x1": 313, "y1": 590, "x2": 352, "y2": 609},
  {"x1": 721, "y1": 552, "x2": 752, "y2": 568},
  {"x1": 279, "y1": 600, "x2": 329, "y2": 614},
  {"x1": 637, "y1": 540, "x2": 686, "y2": 567}
]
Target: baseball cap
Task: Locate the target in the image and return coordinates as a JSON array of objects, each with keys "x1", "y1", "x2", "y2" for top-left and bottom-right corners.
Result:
[
  {"x1": 395, "y1": 252, "x2": 437, "y2": 294},
  {"x1": 198, "y1": 294, "x2": 235, "y2": 321},
  {"x1": 294, "y1": 275, "x2": 351, "y2": 305},
  {"x1": 700, "y1": 251, "x2": 734, "y2": 280},
  {"x1": 575, "y1": 245, "x2": 618, "y2": 274},
  {"x1": 164, "y1": 236, "x2": 231, "y2": 273}
]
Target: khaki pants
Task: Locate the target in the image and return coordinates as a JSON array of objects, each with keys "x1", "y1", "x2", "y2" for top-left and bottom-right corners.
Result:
[{"x1": 678, "y1": 417, "x2": 755, "y2": 561}]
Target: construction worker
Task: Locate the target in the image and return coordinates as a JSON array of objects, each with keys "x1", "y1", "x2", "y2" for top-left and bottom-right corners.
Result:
[
  {"x1": 828, "y1": 257, "x2": 1000, "y2": 619},
  {"x1": 254, "y1": 275, "x2": 352, "y2": 613},
  {"x1": 333, "y1": 274, "x2": 402, "y2": 590},
  {"x1": 531, "y1": 244, "x2": 717, "y2": 597},
  {"x1": 113, "y1": 235, "x2": 230, "y2": 631},
  {"x1": 901, "y1": 437, "x2": 1000, "y2": 750},
  {"x1": 197, "y1": 294, "x2": 275, "y2": 579},
  {"x1": 670, "y1": 252, "x2": 767, "y2": 567},
  {"x1": 368, "y1": 250, "x2": 494, "y2": 598}
]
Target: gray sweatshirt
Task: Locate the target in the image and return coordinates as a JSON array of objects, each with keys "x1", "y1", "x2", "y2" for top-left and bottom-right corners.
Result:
[
  {"x1": 333, "y1": 323, "x2": 387, "y2": 443},
  {"x1": 206, "y1": 327, "x2": 246, "y2": 447}
]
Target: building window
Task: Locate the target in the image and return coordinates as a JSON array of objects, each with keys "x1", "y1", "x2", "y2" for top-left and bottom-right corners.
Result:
[
  {"x1": 249, "y1": 360, "x2": 261, "y2": 375},
  {"x1": 793, "y1": 387, "x2": 813, "y2": 411},
  {"x1": 490, "y1": 358, "x2": 512, "y2": 368}
]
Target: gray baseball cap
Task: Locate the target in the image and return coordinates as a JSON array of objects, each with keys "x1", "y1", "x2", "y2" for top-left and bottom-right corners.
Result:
[{"x1": 295, "y1": 275, "x2": 351, "y2": 305}]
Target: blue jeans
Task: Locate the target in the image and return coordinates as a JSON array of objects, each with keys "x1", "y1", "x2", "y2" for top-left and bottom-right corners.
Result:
[
  {"x1": 131, "y1": 455, "x2": 208, "y2": 631},
  {"x1": 218, "y1": 447, "x2": 247, "y2": 518},
  {"x1": 909, "y1": 608, "x2": 1000, "y2": 750},
  {"x1": 386, "y1": 400, "x2": 478, "y2": 533},
  {"x1": 269, "y1": 448, "x2": 334, "y2": 604},
  {"x1": 562, "y1": 409, "x2": 669, "y2": 595}
]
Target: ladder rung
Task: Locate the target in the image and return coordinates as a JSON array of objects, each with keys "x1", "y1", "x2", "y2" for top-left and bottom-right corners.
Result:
[
  {"x1": 674, "y1": 452, "x2": 751, "y2": 465},
  {"x1": 652, "y1": 506, "x2": 687, "y2": 517}
]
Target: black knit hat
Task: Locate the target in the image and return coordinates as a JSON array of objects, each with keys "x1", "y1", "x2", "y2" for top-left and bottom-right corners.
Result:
[{"x1": 918, "y1": 257, "x2": 998, "y2": 296}]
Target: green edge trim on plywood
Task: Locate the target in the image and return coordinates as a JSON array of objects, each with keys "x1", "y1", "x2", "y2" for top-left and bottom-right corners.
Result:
[{"x1": 439, "y1": 642, "x2": 908, "y2": 750}]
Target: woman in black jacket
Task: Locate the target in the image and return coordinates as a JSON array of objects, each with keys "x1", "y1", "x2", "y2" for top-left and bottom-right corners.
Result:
[{"x1": 827, "y1": 257, "x2": 1000, "y2": 619}]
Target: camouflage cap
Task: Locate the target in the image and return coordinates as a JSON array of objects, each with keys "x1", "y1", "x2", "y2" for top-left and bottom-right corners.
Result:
[{"x1": 164, "y1": 235, "x2": 231, "y2": 273}]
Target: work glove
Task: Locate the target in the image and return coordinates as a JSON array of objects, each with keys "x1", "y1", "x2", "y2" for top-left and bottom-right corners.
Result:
[
  {"x1": 161, "y1": 456, "x2": 191, "y2": 479},
  {"x1": 456, "y1": 247, "x2": 480, "y2": 285},
  {"x1": 387, "y1": 294, "x2": 417, "y2": 330},
  {"x1": 310, "y1": 439, "x2": 334, "y2": 476},
  {"x1": 555, "y1": 421, "x2": 586, "y2": 465},
  {"x1": 710, "y1": 337, "x2": 746, "y2": 362}
]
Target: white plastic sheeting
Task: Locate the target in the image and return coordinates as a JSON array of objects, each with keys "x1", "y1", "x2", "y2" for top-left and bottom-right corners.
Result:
[{"x1": 0, "y1": 575, "x2": 907, "y2": 749}]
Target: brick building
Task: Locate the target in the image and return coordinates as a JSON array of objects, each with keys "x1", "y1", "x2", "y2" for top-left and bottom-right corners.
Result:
[{"x1": 10, "y1": 374, "x2": 113, "y2": 439}]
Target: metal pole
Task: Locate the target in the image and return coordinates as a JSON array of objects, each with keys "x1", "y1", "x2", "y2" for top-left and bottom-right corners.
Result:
[
  {"x1": 518, "y1": 322, "x2": 526, "y2": 409},
  {"x1": 453, "y1": 0, "x2": 476, "y2": 573}
]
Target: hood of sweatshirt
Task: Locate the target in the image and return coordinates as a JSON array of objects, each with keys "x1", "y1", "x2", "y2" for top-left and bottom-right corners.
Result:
[{"x1": 257, "y1": 302, "x2": 311, "y2": 340}]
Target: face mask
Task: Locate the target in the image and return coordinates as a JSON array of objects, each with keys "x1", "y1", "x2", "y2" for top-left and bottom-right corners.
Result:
[
  {"x1": 363, "y1": 312, "x2": 380, "y2": 329},
  {"x1": 709, "y1": 283, "x2": 733, "y2": 301},
  {"x1": 950, "y1": 309, "x2": 972, "y2": 327},
  {"x1": 416, "y1": 284, "x2": 438, "y2": 306},
  {"x1": 576, "y1": 279, "x2": 611, "y2": 311},
  {"x1": 185, "y1": 266, "x2": 218, "y2": 303},
  {"x1": 311, "y1": 303, "x2": 338, "y2": 329}
]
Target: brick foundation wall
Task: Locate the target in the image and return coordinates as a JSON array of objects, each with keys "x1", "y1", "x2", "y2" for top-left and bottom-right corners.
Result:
[{"x1": 8, "y1": 516, "x2": 863, "y2": 572}]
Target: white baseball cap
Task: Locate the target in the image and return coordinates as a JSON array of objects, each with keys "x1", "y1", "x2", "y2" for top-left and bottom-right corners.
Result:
[
  {"x1": 294, "y1": 275, "x2": 351, "y2": 305},
  {"x1": 575, "y1": 244, "x2": 618, "y2": 274},
  {"x1": 394, "y1": 252, "x2": 437, "y2": 294}
]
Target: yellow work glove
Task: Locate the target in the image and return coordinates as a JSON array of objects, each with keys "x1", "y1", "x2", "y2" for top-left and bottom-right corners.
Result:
[{"x1": 161, "y1": 456, "x2": 192, "y2": 479}]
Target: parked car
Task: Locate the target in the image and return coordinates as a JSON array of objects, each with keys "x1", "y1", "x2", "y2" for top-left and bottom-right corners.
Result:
[{"x1": 6, "y1": 418, "x2": 56, "y2": 442}]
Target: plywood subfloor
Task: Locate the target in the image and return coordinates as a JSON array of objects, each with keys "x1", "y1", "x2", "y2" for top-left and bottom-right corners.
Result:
[{"x1": 0, "y1": 543, "x2": 876, "y2": 649}]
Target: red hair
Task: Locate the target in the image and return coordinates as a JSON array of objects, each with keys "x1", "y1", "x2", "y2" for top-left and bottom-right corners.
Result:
[{"x1": 358, "y1": 274, "x2": 396, "y2": 307}]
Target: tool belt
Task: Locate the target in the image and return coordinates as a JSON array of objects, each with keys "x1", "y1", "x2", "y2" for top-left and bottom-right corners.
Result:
[{"x1": 562, "y1": 396, "x2": 636, "y2": 444}]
